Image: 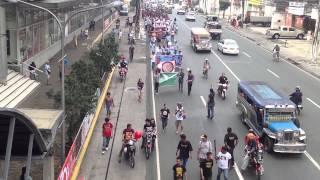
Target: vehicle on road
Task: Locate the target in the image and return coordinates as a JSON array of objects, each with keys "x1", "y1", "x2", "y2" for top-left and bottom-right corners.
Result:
[
  {"x1": 206, "y1": 15, "x2": 218, "y2": 23},
  {"x1": 217, "y1": 39, "x2": 239, "y2": 55},
  {"x1": 266, "y1": 26, "x2": 305, "y2": 40},
  {"x1": 217, "y1": 83, "x2": 228, "y2": 99},
  {"x1": 190, "y1": 28, "x2": 212, "y2": 52},
  {"x1": 245, "y1": 16, "x2": 272, "y2": 27},
  {"x1": 185, "y1": 11, "x2": 196, "y2": 21},
  {"x1": 236, "y1": 81, "x2": 307, "y2": 153},
  {"x1": 241, "y1": 142, "x2": 264, "y2": 179},
  {"x1": 177, "y1": 8, "x2": 186, "y2": 15},
  {"x1": 204, "y1": 21, "x2": 222, "y2": 40},
  {"x1": 121, "y1": 139, "x2": 136, "y2": 168},
  {"x1": 144, "y1": 131, "x2": 154, "y2": 159},
  {"x1": 119, "y1": 4, "x2": 129, "y2": 16}
]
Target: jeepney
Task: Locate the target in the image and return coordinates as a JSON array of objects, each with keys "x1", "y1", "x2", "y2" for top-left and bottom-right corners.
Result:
[
  {"x1": 204, "y1": 21, "x2": 222, "y2": 40},
  {"x1": 236, "y1": 81, "x2": 306, "y2": 153},
  {"x1": 190, "y1": 28, "x2": 212, "y2": 52}
]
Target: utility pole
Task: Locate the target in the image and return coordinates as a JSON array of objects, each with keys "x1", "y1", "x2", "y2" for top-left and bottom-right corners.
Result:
[
  {"x1": 135, "y1": 0, "x2": 141, "y2": 39},
  {"x1": 242, "y1": 0, "x2": 245, "y2": 22},
  {"x1": 312, "y1": 0, "x2": 320, "y2": 63}
]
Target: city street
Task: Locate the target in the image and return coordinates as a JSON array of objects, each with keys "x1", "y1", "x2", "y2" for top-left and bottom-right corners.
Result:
[{"x1": 155, "y1": 12, "x2": 320, "y2": 180}]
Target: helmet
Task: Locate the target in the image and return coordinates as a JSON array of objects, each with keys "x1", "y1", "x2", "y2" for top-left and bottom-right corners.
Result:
[
  {"x1": 186, "y1": 68, "x2": 190, "y2": 72},
  {"x1": 205, "y1": 58, "x2": 208, "y2": 61},
  {"x1": 249, "y1": 129, "x2": 254, "y2": 133},
  {"x1": 295, "y1": 86, "x2": 301, "y2": 91}
]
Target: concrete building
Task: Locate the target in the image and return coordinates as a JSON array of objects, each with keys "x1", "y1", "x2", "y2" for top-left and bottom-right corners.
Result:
[{"x1": 199, "y1": 0, "x2": 219, "y2": 15}]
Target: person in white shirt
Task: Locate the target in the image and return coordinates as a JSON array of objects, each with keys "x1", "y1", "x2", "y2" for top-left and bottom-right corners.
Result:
[
  {"x1": 216, "y1": 146, "x2": 231, "y2": 180},
  {"x1": 197, "y1": 134, "x2": 213, "y2": 163},
  {"x1": 44, "y1": 62, "x2": 51, "y2": 85},
  {"x1": 174, "y1": 102, "x2": 185, "y2": 134}
]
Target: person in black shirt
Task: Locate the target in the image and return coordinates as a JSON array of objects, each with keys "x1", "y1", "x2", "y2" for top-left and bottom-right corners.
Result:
[
  {"x1": 224, "y1": 127, "x2": 238, "y2": 167},
  {"x1": 200, "y1": 152, "x2": 214, "y2": 180},
  {"x1": 178, "y1": 69, "x2": 184, "y2": 92},
  {"x1": 160, "y1": 104, "x2": 170, "y2": 131},
  {"x1": 186, "y1": 69, "x2": 194, "y2": 96},
  {"x1": 173, "y1": 157, "x2": 186, "y2": 180},
  {"x1": 141, "y1": 119, "x2": 155, "y2": 148},
  {"x1": 207, "y1": 88, "x2": 215, "y2": 120},
  {"x1": 176, "y1": 134, "x2": 193, "y2": 168}
]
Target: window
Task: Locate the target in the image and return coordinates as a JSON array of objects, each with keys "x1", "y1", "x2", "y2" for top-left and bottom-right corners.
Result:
[
  {"x1": 282, "y1": 27, "x2": 288, "y2": 31},
  {"x1": 289, "y1": 27, "x2": 295, "y2": 31}
]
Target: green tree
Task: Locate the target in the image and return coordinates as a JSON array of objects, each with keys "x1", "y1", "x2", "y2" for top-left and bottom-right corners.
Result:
[
  {"x1": 65, "y1": 59, "x2": 100, "y2": 142},
  {"x1": 219, "y1": 0, "x2": 230, "y2": 18},
  {"x1": 89, "y1": 34, "x2": 119, "y2": 78}
]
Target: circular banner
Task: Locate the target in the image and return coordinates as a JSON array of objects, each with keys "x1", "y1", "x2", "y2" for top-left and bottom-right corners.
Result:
[{"x1": 162, "y1": 61, "x2": 174, "y2": 72}]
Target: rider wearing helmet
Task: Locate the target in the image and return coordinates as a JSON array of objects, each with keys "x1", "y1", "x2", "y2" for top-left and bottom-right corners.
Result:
[
  {"x1": 218, "y1": 73, "x2": 228, "y2": 84},
  {"x1": 289, "y1": 86, "x2": 303, "y2": 105},
  {"x1": 203, "y1": 58, "x2": 211, "y2": 71}
]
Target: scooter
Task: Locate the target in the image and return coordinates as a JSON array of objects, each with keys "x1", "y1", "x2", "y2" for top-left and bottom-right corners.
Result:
[
  {"x1": 122, "y1": 140, "x2": 136, "y2": 168},
  {"x1": 144, "y1": 132, "x2": 154, "y2": 159},
  {"x1": 241, "y1": 146, "x2": 264, "y2": 179},
  {"x1": 217, "y1": 83, "x2": 228, "y2": 100}
]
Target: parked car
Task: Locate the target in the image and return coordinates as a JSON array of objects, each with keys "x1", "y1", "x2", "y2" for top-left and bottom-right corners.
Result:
[
  {"x1": 217, "y1": 39, "x2": 239, "y2": 55},
  {"x1": 177, "y1": 8, "x2": 186, "y2": 15},
  {"x1": 266, "y1": 26, "x2": 305, "y2": 39},
  {"x1": 185, "y1": 11, "x2": 196, "y2": 21}
]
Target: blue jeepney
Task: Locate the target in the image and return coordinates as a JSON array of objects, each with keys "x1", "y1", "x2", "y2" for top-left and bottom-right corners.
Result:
[{"x1": 236, "y1": 81, "x2": 306, "y2": 153}]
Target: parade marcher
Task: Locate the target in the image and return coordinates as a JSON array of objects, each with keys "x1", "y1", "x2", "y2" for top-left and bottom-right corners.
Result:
[
  {"x1": 173, "y1": 157, "x2": 187, "y2": 180},
  {"x1": 175, "y1": 102, "x2": 185, "y2": 134},
  {"x1": 186, "y1": 69, "x2": 194, "y2": 96},
  {"x1": 176, "y1": 134, "x2": 193, "y2": 168},
  {"x1": 197, "y1": 134, "x2": 213, "y2": 163},
  {"x1": 224, "y1": 127, "x2": 238, "y2": 167},
  {"x1": 160, "y1": 103, "x2": 170, "y2": 131},
  {"x1": 207, "y1": 88, "x2": 215, "y2": 120},
  {"x1": 216, "y1": 146, "x2": 231, "y2": 180},
  {"x1": 154, "y1": 69, "x2": 160, "y2": 94},
  {"x1": 129, "y1": 44, "x2": 135, "y2": 62},
  {"x1": 200, "y1": 152, "x2": 214, "y2": 180},
  {"x1": 102, "y1": 117, "x2": 113, "y2": 154}
]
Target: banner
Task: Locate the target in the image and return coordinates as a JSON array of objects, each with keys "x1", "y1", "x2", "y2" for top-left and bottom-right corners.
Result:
[
  {"x1": 160, "y1": 72, "x2": 177, "y2": 86},
  {"x1": 156, "y1": 54, "x2": 183, "y2": 69}
]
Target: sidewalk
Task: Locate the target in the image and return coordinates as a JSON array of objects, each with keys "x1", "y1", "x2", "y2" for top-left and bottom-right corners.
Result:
[
  {"x1": 223, "y1": 22, "x2": 320, "y2": 78},
  {"x1": 78, "y1": 18, "x2": 151, "y2": 180},
  {"x1": 18, "y1": 12, "x2": 112, "y2": 109}
]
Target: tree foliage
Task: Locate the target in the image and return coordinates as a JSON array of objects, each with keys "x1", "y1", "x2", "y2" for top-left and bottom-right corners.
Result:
[{"x1": 219, "y1": 0, "x2": 230, "y2": 11}]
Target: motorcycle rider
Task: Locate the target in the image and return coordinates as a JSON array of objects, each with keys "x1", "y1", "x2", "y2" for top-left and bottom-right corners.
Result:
[
  {"x1": 141, "y1": 119, "x2": 156, "y2": 149},
  {"x1": 218, "y1": 73, "x2": 228, "y2": 95},
  {"x1": 273, "y1": 44, "x2": 280, "y2": 59},
  {"x1": 119, "y1": 123, "x2": 135, "y2": 161},
  {"x1": 203, "y1": 58, "x2": 210, "y2": 77},
  {"x1": 289, "y1": 86, "x2": 303, "y2": 106}
]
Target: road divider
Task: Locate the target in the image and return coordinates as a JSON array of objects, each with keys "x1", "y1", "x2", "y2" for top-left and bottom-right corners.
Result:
[
  {"x1": 267, "y1": 69, "x2": 280, "y2": 79},
  {"x1": 306, "y1": 98, "x2": 320, "y2": 109},
  {"x1": 304, "y1": 151, "x2": 320, "y2": 171}
]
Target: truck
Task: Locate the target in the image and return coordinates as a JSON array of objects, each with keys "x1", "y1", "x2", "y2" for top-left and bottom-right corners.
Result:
[
  {"x1": 245, "y1": 16, "x2": 272, "y2": 27},
  {"x1": 266, "y1": 26, "x2": 305, "y2": 40}
]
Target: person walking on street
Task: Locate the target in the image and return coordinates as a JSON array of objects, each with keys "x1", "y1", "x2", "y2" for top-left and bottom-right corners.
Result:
[
  {"x1": 224, "y1": 127, "x2": 238, "y2": 168},
  {"x1": 216, "y1": 146, "x2": 232, "y2": 180},
  {"x1": 207, "y1": 88, "x2": 215, "y2": 120},
  {"x1": 154, "y1": 69, "x2": 160, "y2": 94},
  {"x1": 178, "y1": 68, "x2": 184, "y2": 92},
  {"x1": 186, "y1": 69, "x2": 194, "y2": 96},
  {"x1": 102, "y1": 117, "x2": 113, "y2": 154},
  {"x1": 44, "y1": 62, "x2": 51, "y2": 85},
  {"x1": 160, "y1": 103, "x2": 170, "y2": 132},
  {"x1": 105, "y1": 92, "x2": 115, "y2": 118},
  {"x1": 173, "y1": 157, "x2": 187, "y2": 180},
  {"x1": 29, "y1": 61, "x2": 36, "y2": 80},
  {"x1": 118, "y1": 29, "x2": 123, "y2": 41},
  {"x1": 175, "y1": 102, "x2": 185, "y2": 134},
  {"x1": 200, "y1": 152, "x2": 214, "y2": 180},
  {"x1": 176, "y1": 134, "x2": 193, "y2": 168},
  {"x1": 197, "y1": 134, "x2": 213, "y2": 163},
  {"x1": 129, "y1": 44, "x2": 134, "y2": 62},
  {"x1": 151, "y1": 51, "x2": 156, "y2": 70}
]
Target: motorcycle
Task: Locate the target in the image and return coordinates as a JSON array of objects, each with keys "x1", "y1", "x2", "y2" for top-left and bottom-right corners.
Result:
[
  {"x1": 241, "y1": 145, "x2": 264, "y2": 179},
  {"x1": 202, "y1": 68, "x2": 208, "y2": 79},
  {"x1": 289, "y1": 97, "x2": 303, "y2": 115},
  {"x1": 217, "y1": 83, "x2": 228, "y2": 99},
  {"x1": 144, "y1": 132, "x2": 154, "y2": 159},
  {"x1": 119, "y1": 67, "x2": 127, "y2": 82},
  {"x1": 272, "y1": 50, "x2": 279, "y2": 62},
  {"x1": 123, "y1": 139, "x2": 136, "y2": 168}
]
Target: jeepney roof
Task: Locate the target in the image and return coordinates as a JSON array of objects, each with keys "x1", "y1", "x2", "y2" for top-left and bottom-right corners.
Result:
[
  {"x1": 191, "y1": 28, "x2": 210, "y2": 36},
  {"x1": 238, "y1": 81, "x2": 296, "y2": 107}
]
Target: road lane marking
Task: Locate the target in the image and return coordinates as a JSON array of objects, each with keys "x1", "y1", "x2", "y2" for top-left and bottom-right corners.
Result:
[
  {"x1": 200, "y1": 96, "x2": 207, "y2": 107},
  {"x1": 242, "y1": 51, "x2": 251, "y2": 58},
  {"x1": 151, "y1": 65, "x2": 161, "y2": 180},
  {"x1": 267, "y1": 69, "x2": 280, "y2": 78},
  {"x1": 304, "y1": 151, "x2": 320, "y2": 171},
  {"x1": 211, "y1": 50, "x2": 241, "y2": 82},
  {"x1": 223, "y1": 27, "x2": 320, "y2": 83},
  {"x1": 306, "y1": 98, "x2": 320, "y2": 109},
  {"x1": 234, "y1": 162, "x2": 245, "y2": 180},
  {"x1": 177, "y1": 16, "x2": 191, "y2": 30}
]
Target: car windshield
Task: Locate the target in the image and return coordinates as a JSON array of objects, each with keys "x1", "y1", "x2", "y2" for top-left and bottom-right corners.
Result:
[
  {"x1": 266, "y1": 111, "x2": 294, "y2": 122},
  {"x1": 188, "y1": 12, "x2": 195, "y2": 15},
  {"x1": 208, "y1": 24, "x2": 221, "y2": 29},
  {"x1": 200, "y1": 36, "x2": 209, "y2": 40},
  {"x1": 225, "y1": 41, "x2": 237, "y2": 46}
]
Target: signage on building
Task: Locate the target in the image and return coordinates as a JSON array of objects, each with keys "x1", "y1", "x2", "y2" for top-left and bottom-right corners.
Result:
[
  {"x1": 311, "y1": 8, "x2": 318, "y2": 20},
  {"x1": 248, "y1": 0, "x2": 263, "y2": 6},
  {"x1": 288, "y1": 1, "x2": 306, "y2": 16}
]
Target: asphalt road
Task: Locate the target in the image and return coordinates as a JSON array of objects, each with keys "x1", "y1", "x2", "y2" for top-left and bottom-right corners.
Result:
[{"x1": 155, "y1": 12, "x2": 320, "y2": 180}]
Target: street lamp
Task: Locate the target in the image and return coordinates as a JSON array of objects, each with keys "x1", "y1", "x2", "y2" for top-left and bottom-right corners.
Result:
[{"x1": 7, "y1": 0, "x2": 123, "y2": 168}]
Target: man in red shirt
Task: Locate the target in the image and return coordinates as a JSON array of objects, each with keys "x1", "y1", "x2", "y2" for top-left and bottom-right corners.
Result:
[{"x1": 102, "y1": 118, "x2": 113, "y2": 154}]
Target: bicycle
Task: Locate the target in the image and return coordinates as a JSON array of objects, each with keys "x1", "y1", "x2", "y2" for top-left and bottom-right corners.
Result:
[{"x1": 273, "y1": 51, "x2": 280, "y2": 62}]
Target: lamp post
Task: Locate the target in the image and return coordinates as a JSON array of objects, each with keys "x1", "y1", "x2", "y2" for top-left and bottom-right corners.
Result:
[
  {"x1": 7, "y1": 0, "x2": 123, "y2": 164},
  {"x1": 101, "y1": 0, "x2": 105, "y2": 45}
]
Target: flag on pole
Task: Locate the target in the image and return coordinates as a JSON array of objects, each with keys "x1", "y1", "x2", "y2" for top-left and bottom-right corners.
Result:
[{"x1": 160, "y1": 72, "x2": 177, "y2": 87}]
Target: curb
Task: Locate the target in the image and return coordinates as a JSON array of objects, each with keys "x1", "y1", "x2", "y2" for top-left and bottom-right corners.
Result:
[{"x1": 71, "y1": 68, "x2": 115, "y2": 180}]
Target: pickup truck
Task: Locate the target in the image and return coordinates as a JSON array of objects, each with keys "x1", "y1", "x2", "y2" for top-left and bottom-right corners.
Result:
[{"x1": 266, "y1": 26, "x2": 305, "y2": 39}]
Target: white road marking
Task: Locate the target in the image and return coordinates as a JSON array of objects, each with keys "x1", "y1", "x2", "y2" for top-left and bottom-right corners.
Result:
[
  {"x1": 234, "y1": 162, "x2": 245, "y2": 180},
  {"x1": 306, "y1": 98, "x2": 320, "y2": 109},
  {"x1": 211, "y1": 50, "x2": 241, "y2": 82},
  {"x1": 200, "y1": 96, "x2": 207, "y2": 107},
  {"x1": 151, "y1": 68, "x2": 161, "y2": 180},
  {"x1": 242, "y1": 51, "x2": 251, "y2": 58},
  {"x1": 224, "y1": 27, "x2": 320, "y2": 83},
  {"x1": 304, "y1": 151, "x2": 320, "y2": 171},
  {"x1": 267, "y1": 69, "x2": 280, "y2": 78}
]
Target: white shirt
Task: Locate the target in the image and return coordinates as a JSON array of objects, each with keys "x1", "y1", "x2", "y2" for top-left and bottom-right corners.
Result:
[
  {"x1": 198, "y1": 140, "x2": 212, "y2": 160},
  {"x1": 217, "y1": 152, "x2": 231, "y2": 169},
  {"x1": 175, "y1": 106, "x2": 184, "y2": 121}
]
